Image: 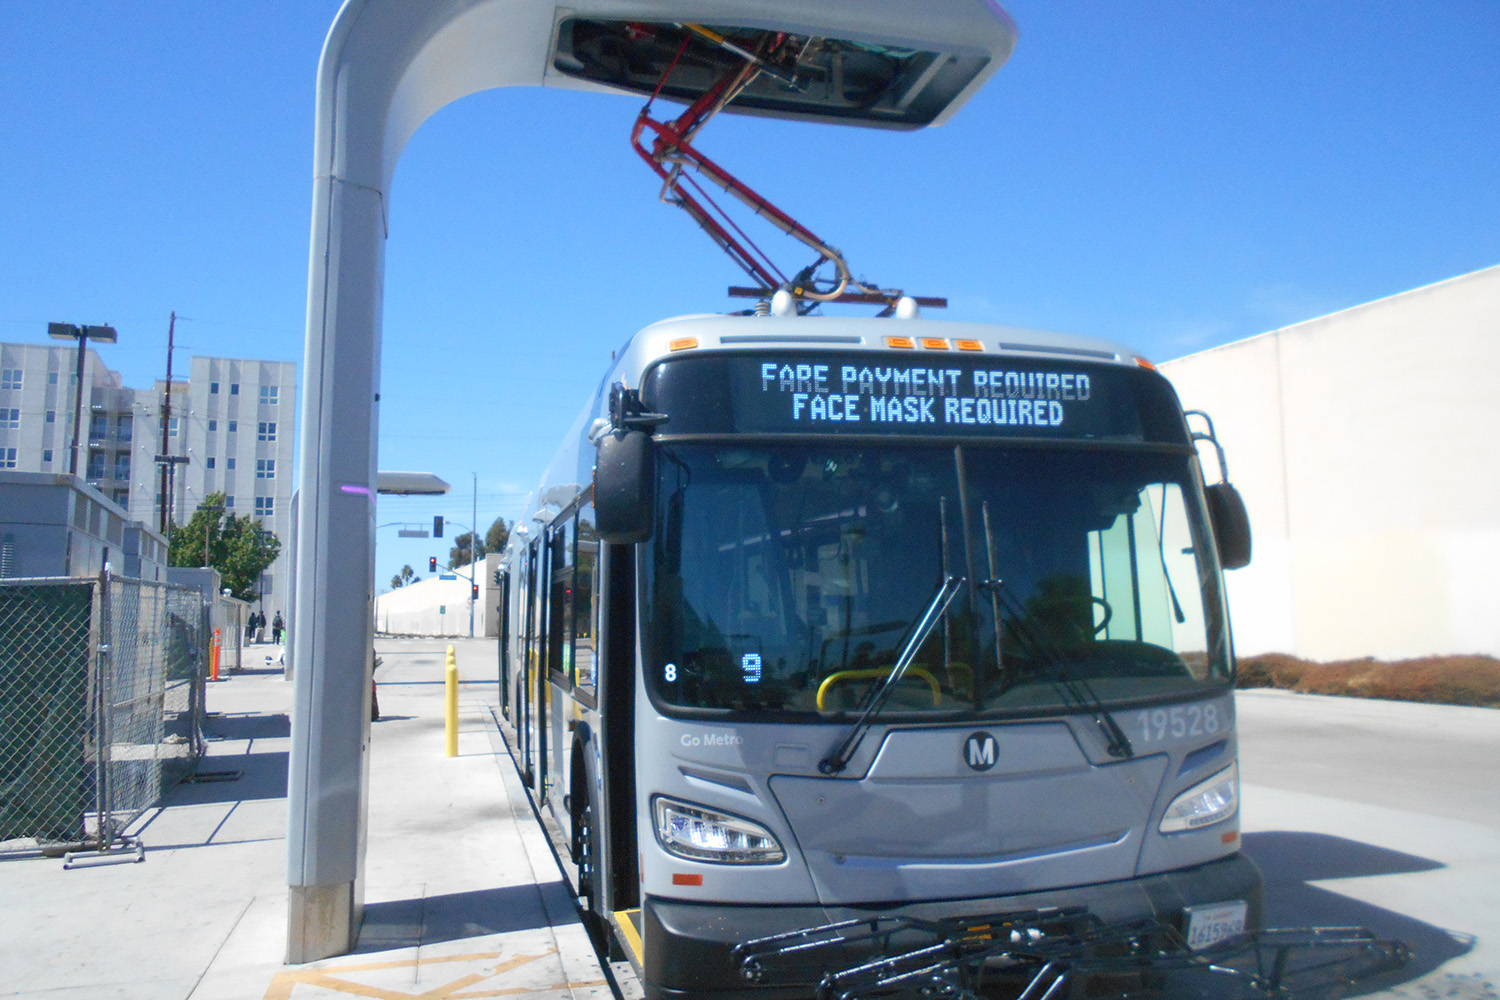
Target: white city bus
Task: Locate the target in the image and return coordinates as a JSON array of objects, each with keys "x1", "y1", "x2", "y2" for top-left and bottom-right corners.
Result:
[{"x1": 498, "y1": 306, "x2": 1258, "y2": 999}]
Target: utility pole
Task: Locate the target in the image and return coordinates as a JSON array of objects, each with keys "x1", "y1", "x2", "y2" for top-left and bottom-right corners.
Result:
[
  {"x1": 203, "y1": 498, "x2": 224, "y2": 568},
  {"x1": 154, "y1": 313, "x2": 189, "y2": 535},
  {"x1": 160, "y1": 312, "x2": 175, "y2": 532}
]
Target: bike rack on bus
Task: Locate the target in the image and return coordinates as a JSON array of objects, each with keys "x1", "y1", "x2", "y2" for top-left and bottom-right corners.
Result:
[{"x1": 733, "y1": 909, "x2": 1410, "y2": 1000}]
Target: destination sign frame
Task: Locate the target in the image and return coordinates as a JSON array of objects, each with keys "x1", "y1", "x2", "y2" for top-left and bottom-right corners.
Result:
[{"x1": 642, "y1": 352, "x2": 1189, "y2": 445}]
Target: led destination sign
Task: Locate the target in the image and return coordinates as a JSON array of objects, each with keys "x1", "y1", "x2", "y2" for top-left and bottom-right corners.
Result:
[
  {"x1": 760, "y1": 361, "x2": 1090, "y2": 429},
  {"x1": 644, "y1": 352, "x2": 1188, "y2": 445}
]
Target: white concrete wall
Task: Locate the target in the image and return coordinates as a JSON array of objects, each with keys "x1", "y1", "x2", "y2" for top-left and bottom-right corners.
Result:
[{"x1": 1161, "y1": 265, "x2": 1500, "y2": 660}]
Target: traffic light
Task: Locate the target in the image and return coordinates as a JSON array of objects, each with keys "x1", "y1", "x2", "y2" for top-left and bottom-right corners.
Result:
[
  {"x1": 433, "y1": 516, "x2": 444, "y2": 538},
  {"x1": 429, "y1": 556, "x2": 437, "y2": 573},
  {"x1": 471, "y1": 584, "x2": 479, "y2": 599}
]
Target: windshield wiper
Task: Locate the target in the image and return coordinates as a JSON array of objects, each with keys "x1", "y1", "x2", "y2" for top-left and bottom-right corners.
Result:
[
  {"x1": 819, "y1": 574, "x2": 963, "y2": 776},
  {"x1": 979, "y1": 501, "x2": 1009, "y2": 696},
  {"x1": 1154, "y1": 487, "x2": 1188, "y2": 625},
  {"x1": 988, "y1": 583, "x2": 1135, "y2": 760}
]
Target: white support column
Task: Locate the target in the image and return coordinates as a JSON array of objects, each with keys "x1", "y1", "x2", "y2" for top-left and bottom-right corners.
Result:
[
  {"x1": 289, "y1": 0, "x2": 564, "y2": 962},
  {"x1": 287, "y1": 171, "x2": 384, "y2": 960}
]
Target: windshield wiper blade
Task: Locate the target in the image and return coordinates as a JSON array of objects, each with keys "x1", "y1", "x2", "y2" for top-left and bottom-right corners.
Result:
[
  {"x1": 989, "y1": 584, "x2": 1134, "y2": 760},
  {"x1": 979, "y1": 501, "x2": 1009, "y2": 697},
  {"x1": 819, "y1": 575, "x2": 963, "y2": 776}
]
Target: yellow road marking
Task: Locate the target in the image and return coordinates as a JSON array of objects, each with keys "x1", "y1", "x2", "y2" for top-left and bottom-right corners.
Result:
[{"x1": 262, "y1": 948, "x2": 605, "y2": 999}]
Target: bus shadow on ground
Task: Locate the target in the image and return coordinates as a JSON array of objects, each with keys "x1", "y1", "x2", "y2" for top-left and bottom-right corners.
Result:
[
  {"x1": 357, "y1": 880, "x2": 576, "y2": 951},
  {"x1": 1240, "y1": 831, "x2": 1475, "y2": 993}
]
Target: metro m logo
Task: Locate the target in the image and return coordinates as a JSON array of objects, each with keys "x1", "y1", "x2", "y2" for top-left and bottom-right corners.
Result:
[{"x1": 964, "y1": 731, "x2": 998, "y2": 772}]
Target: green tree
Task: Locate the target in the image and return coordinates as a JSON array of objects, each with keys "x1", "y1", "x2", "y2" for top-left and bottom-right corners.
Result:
[
  {"x1": 389, "y1": 564, "x2": 416, "y2": 590},
  {"x1": 448, "y1": 532, "x2": 482, "y2": 569},
  {"x1": 485, "y1": 516, "x2": 510, "y2": 555},
  {"x1": 168, "y1": 492, "x2": 282, "y2": 602},
  {"x1": 448, "y1": 517, "x2": 511, "y2": 569}
]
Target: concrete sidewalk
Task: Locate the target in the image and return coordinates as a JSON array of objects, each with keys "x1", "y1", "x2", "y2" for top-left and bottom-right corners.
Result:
[{"x1": 0, "y1": 637, "x2": 611, "y2": 1000}]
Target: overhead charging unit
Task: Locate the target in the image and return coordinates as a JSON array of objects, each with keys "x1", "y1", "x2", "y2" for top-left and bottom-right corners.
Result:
[
  {"x1": 551, "y1": 15, "x2": 1009, "y2": 128},
  {"x1": 290, "y1": 0, "x2": 1017, "y2": 964}
]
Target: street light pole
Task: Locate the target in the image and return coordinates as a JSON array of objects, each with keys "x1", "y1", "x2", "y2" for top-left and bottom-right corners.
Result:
[
  {"x1": 47, "y1": 322, "x2": 118, "y2": 477},
  {"x1": 435, "y1": 516, "x2": 480, "y2": 639}
]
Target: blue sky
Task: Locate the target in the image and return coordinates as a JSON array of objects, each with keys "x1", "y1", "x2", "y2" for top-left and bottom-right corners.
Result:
[{"x1": 3, "y1": 2, "x2": 1496, "y2": 590}]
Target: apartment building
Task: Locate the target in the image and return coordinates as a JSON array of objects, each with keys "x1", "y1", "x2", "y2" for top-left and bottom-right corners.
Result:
[
  {"x1": 0, "y1": 342, "x2": 297, "y2": 614},
  {"x1": 176, "y1": 356, "x2": 297, "y2": 615}
]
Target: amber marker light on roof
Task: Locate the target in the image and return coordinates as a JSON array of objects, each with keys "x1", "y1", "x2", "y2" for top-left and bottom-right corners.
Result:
[
  {"x1": 920, "y1": 338, "x2": 949, "y2": 350},
  {"x1": 955, "y1": 339, "x2": 983, "y2": 351},
  {"x1": 885, "y1": 336, "x2": 916, "y2": 349},
  {"x1": 669, "y1": 337, "x2": 699, "y2": 351},
  {"x1": 1134, "y1": 356, "x2": 1157, "y2": 370}
]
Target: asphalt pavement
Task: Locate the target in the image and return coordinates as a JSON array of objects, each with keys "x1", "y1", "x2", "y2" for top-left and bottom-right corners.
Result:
[
  {"x1": 1237, "y1": 689, "x2": 1500, "y2": 999},
  {"x1": 1, "y1": 645, "x2": 1494, "y2": 999}
]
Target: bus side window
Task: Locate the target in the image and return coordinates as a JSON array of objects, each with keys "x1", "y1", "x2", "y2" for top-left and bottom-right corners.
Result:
[
  {"x1": 575, "y1": 502, "x2": 598, "y2": 699},
  {"x1": 548, "y1": 515, "x2": 575, "y2": 684}
]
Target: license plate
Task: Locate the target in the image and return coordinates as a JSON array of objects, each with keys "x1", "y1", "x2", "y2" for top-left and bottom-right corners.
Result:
[{"x1": 1183, "y1": 900, "x2": 1247, "y2": 950}]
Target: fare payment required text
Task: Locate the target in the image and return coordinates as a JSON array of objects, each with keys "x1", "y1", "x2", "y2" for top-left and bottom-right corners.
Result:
[{"x1": 759, "y1": 361, "x2": 1094, "y2": 429}]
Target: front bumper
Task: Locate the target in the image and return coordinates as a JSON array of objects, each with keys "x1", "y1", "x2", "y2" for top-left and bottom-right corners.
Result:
[{"x1": 642, "y1": 852, "x2": 1263, "y2": 1000}]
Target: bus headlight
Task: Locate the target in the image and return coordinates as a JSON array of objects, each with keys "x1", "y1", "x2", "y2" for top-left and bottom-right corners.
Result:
[
  {"x1": 653, "y1": 796, "x2": 786, "y2": 864},
  {"x1": 1159, "y1": 763, "x2": 1239, "y2": 833}
]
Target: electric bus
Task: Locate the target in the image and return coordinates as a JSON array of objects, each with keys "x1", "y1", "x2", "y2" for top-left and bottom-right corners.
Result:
[{"x1": 497, "y1": 304, "x2": 1258, "y2": 999}]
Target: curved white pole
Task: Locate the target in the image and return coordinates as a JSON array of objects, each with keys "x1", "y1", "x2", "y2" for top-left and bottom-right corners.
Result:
[{"x1": 291, "y1": 0, "x2": 1015, "y2": 962}]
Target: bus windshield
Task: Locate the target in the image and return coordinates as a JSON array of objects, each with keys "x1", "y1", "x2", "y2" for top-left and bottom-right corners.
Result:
[{"x1": 641, "y1": 442, "x2": 1232, "y2": 719}]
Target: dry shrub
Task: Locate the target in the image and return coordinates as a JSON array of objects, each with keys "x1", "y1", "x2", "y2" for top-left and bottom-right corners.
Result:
[
  {"x1": 1236, "y1": 653, "x2": 1500, "y2": 708},
  {"x1": 1234, "y1": 653, "x2": 1305, "y2": 690}
]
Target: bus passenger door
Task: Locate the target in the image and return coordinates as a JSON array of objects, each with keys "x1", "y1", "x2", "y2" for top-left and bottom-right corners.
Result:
[
  {"x1": 599, "y1": 540, "x2": 639, "y2": 915},
  {"x1": 497, "y1": 573, "x2": 511, "y2": 719},
  {"x1": 521, "y1": 540, "x2": 539, "y2": 786},
  {"x1": 532, "y1": 535, "x2": 551, "y2": 797},
  {"x1": 545, "y1": 513, "x2": 576, "y2": 812}
]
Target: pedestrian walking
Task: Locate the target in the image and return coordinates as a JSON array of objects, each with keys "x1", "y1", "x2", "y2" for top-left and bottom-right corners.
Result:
[
  {"x1": 272, "y1": 610, "x2": 284, "y2": 645},
  {"x1": 370, "y1": 652, "x2": 381, "y2": 722}
]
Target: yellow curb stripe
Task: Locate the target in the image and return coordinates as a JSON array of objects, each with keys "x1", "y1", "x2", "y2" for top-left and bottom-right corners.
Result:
[
  {"x1": 613, "y1": 909, "x2": 644, "y2": 966},
  {"x1": 263, "y1": 950, "x2": 559, "y2": 999}
]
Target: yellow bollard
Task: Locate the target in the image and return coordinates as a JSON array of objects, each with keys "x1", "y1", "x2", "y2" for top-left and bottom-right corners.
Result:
[{"x1": 444, "y1": 644, "x2": 458, "y2": 757}]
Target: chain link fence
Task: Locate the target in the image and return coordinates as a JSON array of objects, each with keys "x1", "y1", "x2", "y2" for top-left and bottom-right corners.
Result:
[{"x1": 0, "y1": 574, "x2": 208, "y2": 857}]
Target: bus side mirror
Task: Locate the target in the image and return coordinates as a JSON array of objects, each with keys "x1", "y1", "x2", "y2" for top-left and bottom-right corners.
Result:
[
  {"x1": 1204, "y1": 482, "x2": 1252, "y2": 570},
  {"x1": 595, "y1": 430, "x2": 654, "y2": 544}
]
